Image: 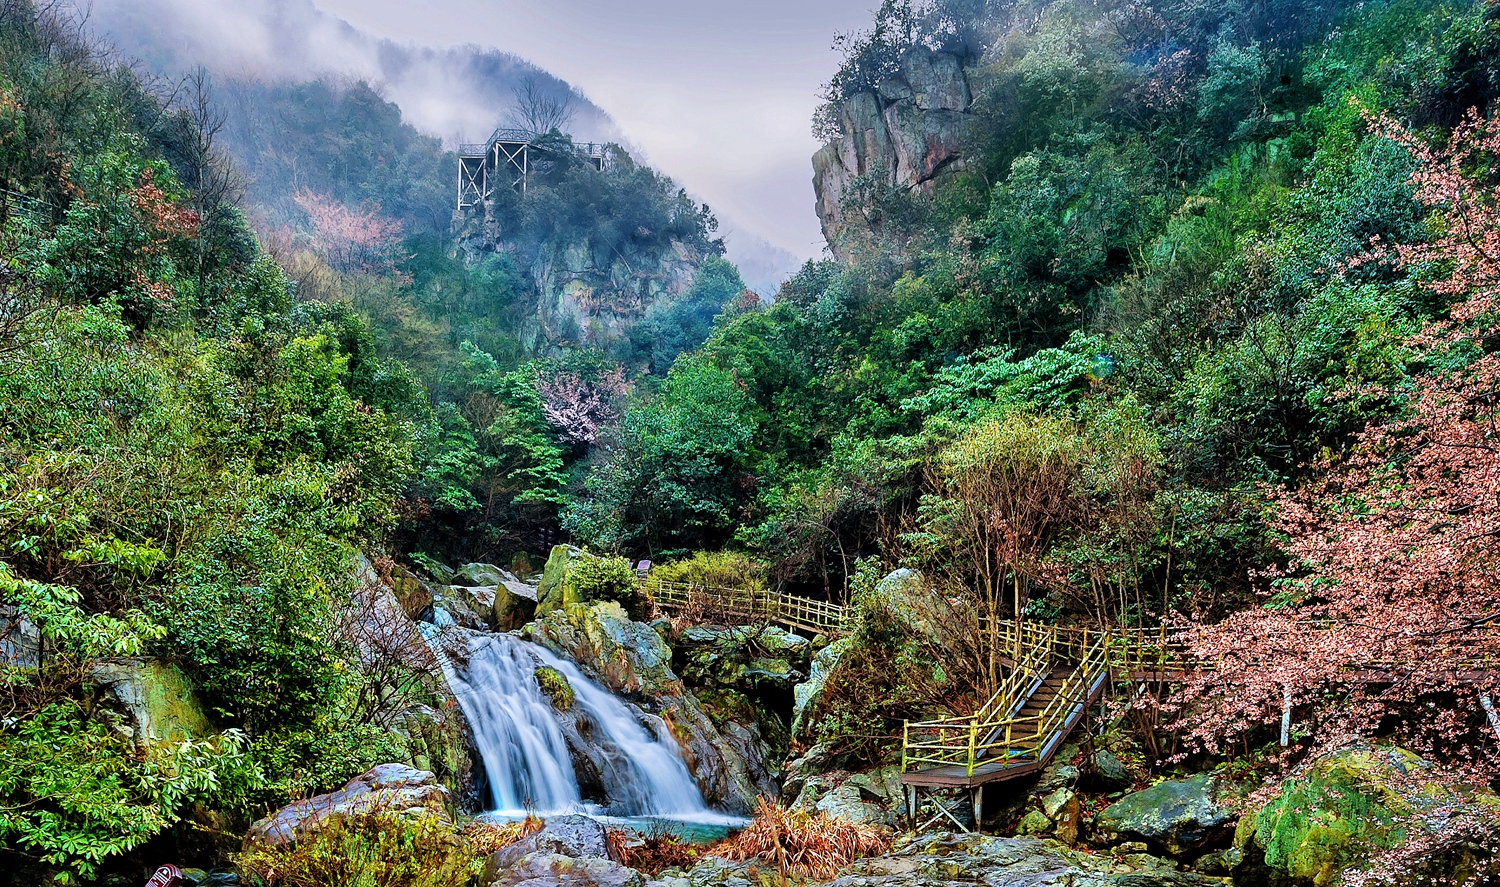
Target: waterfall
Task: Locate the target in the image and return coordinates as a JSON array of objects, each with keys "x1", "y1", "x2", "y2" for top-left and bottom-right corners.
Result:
[{"x1": 441, "y1": 631, "x2": 723, "y2": 821}]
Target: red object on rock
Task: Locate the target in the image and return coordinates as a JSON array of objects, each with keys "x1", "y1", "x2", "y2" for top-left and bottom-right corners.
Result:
[{"x1": 145, "y1": 865, "x2": 181, "y2": 887}]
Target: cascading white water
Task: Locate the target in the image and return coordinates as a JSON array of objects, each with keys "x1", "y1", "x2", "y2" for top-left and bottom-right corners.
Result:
[{"x1": 442, "y1": 631, "x2": 722, "y2": 821}]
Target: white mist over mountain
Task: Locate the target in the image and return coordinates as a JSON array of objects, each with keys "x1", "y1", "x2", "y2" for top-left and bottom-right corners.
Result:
[{"x1": 72, "y1": 0, "x2": 860, "y2": 293}]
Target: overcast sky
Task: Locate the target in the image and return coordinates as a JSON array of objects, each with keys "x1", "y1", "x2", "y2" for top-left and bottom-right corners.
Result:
[{"x1": 308, "y1": 0, "x2": 877, "y2": 261}]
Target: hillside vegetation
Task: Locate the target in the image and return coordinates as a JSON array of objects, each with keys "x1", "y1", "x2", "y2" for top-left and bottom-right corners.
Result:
[
  {"x1": 0, "y1": 0, "x2": 1498, "y2": 882},
  {"x1": 568, "y1": 0, "x2": 1500, "y2": 772}
]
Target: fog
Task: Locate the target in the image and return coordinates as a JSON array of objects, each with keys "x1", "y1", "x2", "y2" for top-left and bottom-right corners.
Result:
[{"x1": 74, "y1": 0, "x2": 875, "y2": 291}]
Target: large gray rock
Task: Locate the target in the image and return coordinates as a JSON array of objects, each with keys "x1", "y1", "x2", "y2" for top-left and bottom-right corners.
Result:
[
  {"x1": 89, "y1": 658, "x2": 212, "y2": 749},
  {"x1": 247, "y1": 764, "x2": 451, "y2": 847},
  {"x1": 812, "y1": 48, "x2": 971, "y2": 259},
  {"x1": 0, "y1": 606, "x2": 40, "y2": 670},
  {"x1": 651, "y1": 832, "x2": 1220, "y2": 887},
  {"x1": 1093, "y1": 774, "x2": 1235, "y2": 858},
  {"x1": 1090, "y1": 749, "x2": 1132, "y2": 791},
  {"x1": 456, "y1": 563, "x2": 507, "y2": 587},
  {"x1": 481, "y1": 814, "x2": 613, "y2": 880},
  {"x1": 431, "y1": 584, "x2": 495, "y2": 629},
  {"x1": 792, "y1": 637, "x2": 851, "y2": 736},
  {"x1": 492, "y1": 853, "x2": 644, "y2": 887}
]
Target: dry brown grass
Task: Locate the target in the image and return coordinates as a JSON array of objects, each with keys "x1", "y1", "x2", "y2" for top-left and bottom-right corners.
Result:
[
  {"x1": 461, "y1": 815, "x2": 544, "y2": 856},
  {"x1": 716, "y1": 798, "x2": 890, "y2": 880},
  {"x1": 606, "y1": 827, "x2": 705, "y2": 875}
]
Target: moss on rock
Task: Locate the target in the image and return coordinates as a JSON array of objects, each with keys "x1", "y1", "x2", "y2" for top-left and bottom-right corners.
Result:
[{"x1": 534, "y1": 665, "x2": 575, "y2": 711}]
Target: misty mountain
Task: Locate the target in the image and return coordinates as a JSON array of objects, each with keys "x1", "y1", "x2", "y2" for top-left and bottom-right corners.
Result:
[
  {"x1": 75, "y1": 0, "x2": 618, "y2": 146},
  {"x1": 76, "y1": 0, "x2": 800, "y2": 292}
]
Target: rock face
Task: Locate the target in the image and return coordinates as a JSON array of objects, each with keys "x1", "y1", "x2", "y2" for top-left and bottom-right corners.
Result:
[
  {"x1": 1093, "y1": 774, "x2": 1235, "y2": 859},
  {"x1": 350, "y1": 557, "x2": 476, "y2": 799},
  {"x1": 1, "y1": 605, "x2": 40, "y2": 669},
  {"x1": 651, "y1": 832, "x2": 1222, "y2": 887},
  {"x1": 526, "y1": 601, "x2": 770, "y2": 813},
  {"x1": 89, "y1": 658, "x2": 212, "y2": 749},
  {"x1": 455, "y1": 206, "x2": 707, "y2": 354},
  {"x1": 793, "y1": 638, "x2": 851, "y2": 737},
  {"x1": 481, "y1": 815, "x2": 644, "y2": 887},
  {"x1": 482, "y1": 815, "x2": 613, "y2": 877},
  {"x1": 246, "y1": 764, "x2": 451, "y2": 847},
  {"x1": 812, "y1": 48, "x2": 972, "y2": 259},
  {"x1": 492, "y1": 853, "x2": 644, "y2": 887}
]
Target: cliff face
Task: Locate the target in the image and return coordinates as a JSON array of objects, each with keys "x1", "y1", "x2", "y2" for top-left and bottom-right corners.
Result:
[
  {"x1": 455, "y1": 216, "x2": 705, "y2": 354},
  {"x1": 812, "y1": 47, "x2": 973, "y2": 259}
]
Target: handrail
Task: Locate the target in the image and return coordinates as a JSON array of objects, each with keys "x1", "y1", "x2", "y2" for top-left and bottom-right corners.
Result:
[
  {"x1": 643, "y1": 578, "x2": 846, "y2": 635},
  {"x1": 902, "y1": 628, "x2": 1117, "y2": 777}
]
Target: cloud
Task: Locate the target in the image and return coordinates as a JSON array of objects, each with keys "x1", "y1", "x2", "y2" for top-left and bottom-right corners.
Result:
[{"x1": 78, "y1": 0, "x2": 619, "y2": 145}]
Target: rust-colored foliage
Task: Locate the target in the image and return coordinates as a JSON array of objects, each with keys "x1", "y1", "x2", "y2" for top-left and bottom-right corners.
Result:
[
  {"x1": 1176, "y1": 104, "x2": 1500, "y2": 766},
  {"x1": 716, "y1": 798, "x2": 889, "y2": 880},
  {"x1": 462, "y1": 815, "x2": 544, "y2": 856},
  {"x1": 605, "y1": 827, "x2": 703, "y2": 875}
]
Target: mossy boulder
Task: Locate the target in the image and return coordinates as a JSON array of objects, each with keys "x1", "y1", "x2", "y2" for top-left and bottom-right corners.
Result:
[
  {"x1": 90, "y1": 659, "x2": 212, "y2": 748},
  {"x1": 1234, "y1": 744, "x2": 1498, "y2": 887},
  {"x1": 536, "y1": 545, "x2": 646, "y2": 619},
  {"x1": 454, "y1": 562, "x2": 507, "y2": 588},
  {"x1": 1093, "y1": 774, "x2": 1235, "y2": 858},
  {"x1": 534, "y1": 665, "x2": 575, "y2": 711},
  {"x1": 388, "y1": 564, "x2": 434, "y2": 619},
  {"x1": 792, "y1": 637, "x2": 851, "y2": 736}
]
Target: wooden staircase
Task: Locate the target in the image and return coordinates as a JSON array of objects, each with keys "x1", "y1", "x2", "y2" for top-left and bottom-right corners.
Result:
[{"x1": 899, "y1": 624, "x2": 1117, "y2": 831}]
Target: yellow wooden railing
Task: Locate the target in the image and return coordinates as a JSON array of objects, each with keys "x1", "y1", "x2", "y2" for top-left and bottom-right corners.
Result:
[
  {"x1": 642, "y1": 578, "x2": 847, "y2": 635},
  {"x1": 901, "y1": 628, "x2": 1056, "y2": 773},
  {"x1": 901, "y1": 624, "x2": 1150, "y2": 778}
]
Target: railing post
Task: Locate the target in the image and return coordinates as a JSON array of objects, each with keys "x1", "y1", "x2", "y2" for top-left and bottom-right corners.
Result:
[
  {"x1": 902, "y1": 721, "x2": 910, "y2": 772},
  {"x1": 967, "y1": 721, "x2": 978, "y2": 777}
]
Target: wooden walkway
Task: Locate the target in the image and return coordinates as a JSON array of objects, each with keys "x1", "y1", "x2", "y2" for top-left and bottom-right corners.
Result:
[
  {"x1": 642, "y1": 579, "x2": 847, "y2": 636},
  {"x1": 898, "y1": 622, "x2": 1171, "y2": 830}
]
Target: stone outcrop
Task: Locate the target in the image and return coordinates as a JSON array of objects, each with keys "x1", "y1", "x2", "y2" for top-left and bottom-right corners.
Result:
[
  {"x1": 481, "y1": 814, "x2": 614, "y2": 879},
  {"x1": 1231, "y1": 743, "x2": 1500, "y2": 886},
  {"x1": 491, "y1": 853, "x2": 644, "y2": 887},
  {"x1": 1, "y1": 605, "x2": 40, "y2": 669},
  {"x1": 525, "y1": 601, "x2": 771, "y2": 813},
  {"x1": 89, "y1": 658, "x2": 212, "y2": 750},
  {"x1": 1092, "y1": 774, "x2": 1235, "y2": 859},
  {"x1": 793, "y1": 638, "x2": 850, "y2": 737},
  {"x1": 812, "y1": 47, "x2": 972, "y2": 259},
  {"x1": 246, "y1": 764, "x2": 451, "y2": 847},
  {"x1": 455, "y1": 215, "x2": 706, "y2": 355},
  {"x1": 351, "y1": 556, "x2": 476, "y2": 800}
]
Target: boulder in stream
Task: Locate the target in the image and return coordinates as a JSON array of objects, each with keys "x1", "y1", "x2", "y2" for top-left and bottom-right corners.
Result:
[
  {"x1": 481, "y1": 814, "x2": 613, "y2": 878},
  {"x1": 490, "y1": 853, "x2": 644, "y2": 887},
  {"x1": 651, "y1": 831, "x2": 1223, "y2": 887}
]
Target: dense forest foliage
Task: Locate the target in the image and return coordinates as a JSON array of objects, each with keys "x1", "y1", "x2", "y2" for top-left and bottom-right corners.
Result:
[
  {"x1": 2, "y1": 0, "x2": 1500, "y2": 880},
  {"x1": 207, "y1": 73, "x2": 738, "y2": 561},
  {"x1": 566, "y1": 0, "x2": 1500, "y2": 769}
]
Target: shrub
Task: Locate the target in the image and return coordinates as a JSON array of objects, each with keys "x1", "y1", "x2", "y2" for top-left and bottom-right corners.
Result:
[
  {"x1": 533, "y1": 666, "x2": 574, "y2": 711},
  {"x1": 647, "y1": 551, "x2": 767, "y2": 592},
  {"x1": 461, "y1": 816, "x2": 543, "y2": 857},
  {"x1": 717, "y1": 797, "x2": 889, "y2": 880},
  {"x1": 237, "y1": 812, "x2": 476, "y2": 887},
  {"x1": 565, "y1": 553, "x2": 647, "y2": 619}
]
